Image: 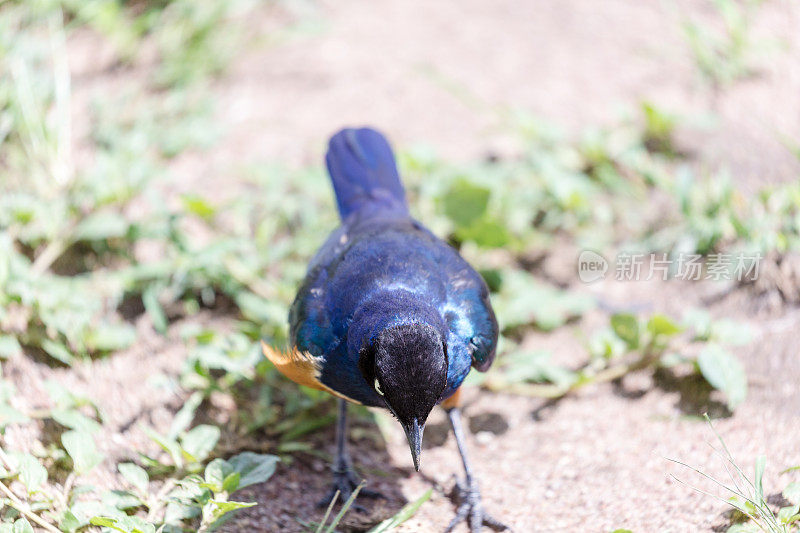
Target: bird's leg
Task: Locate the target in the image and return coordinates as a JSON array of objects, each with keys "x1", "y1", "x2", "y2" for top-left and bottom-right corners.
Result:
[
  {"x1": 318, "y1": 399, "x2": 384, "y2": 509},
  {"x1": 444, "y1": 407, "x2": 508, "y2": 533}
]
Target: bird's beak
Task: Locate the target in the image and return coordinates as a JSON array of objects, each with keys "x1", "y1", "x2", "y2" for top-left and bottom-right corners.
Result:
[{"x1": 401, "y1": 418, "x2": 424, "y2": 472}]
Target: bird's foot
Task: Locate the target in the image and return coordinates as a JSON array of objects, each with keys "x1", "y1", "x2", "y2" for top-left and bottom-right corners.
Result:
[
  {"x1": 317, "y1": 468, "x2": 385, "y2": 512},
  {"x1": 445, "y1": 477, "x2": 508, "y2": 533}
]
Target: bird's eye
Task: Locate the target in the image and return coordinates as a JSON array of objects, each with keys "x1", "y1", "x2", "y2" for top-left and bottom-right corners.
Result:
[{"x1": 374, "y1": 378, "x2": 384, "y2": 396}]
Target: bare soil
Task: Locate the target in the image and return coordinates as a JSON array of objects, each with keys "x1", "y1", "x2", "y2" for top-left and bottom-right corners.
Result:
[{"x1": 17, "y1": 0, "x2": 800, "y2": 532}]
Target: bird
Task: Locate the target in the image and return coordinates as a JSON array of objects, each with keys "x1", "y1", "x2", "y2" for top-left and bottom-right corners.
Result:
[{"x1": 262, "y1": 127, "x2": 507, "y2": 532}]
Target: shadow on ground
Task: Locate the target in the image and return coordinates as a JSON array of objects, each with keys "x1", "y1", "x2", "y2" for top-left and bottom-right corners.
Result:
[
  {"x1": 217, "y1": 403, "x2": 515, "y2": 532},
  {"x1": 217, "y1": 413, "x2": 410, "y2": 533}
]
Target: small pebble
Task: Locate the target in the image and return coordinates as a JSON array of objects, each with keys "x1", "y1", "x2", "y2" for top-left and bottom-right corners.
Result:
[{"x1": 475, "y1": 431, "x2": 493, "y2": 445}]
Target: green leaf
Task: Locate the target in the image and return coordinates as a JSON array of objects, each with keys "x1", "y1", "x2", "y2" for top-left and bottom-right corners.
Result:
[
  {"x1": 74, "y1": 211, "x2": 129, "y2": 241},
  {"x1": 103, "y1": 489, "x2": 143, "y2": 511},
  {"x1": 17, "y1": 454, "x2": 47, "y2": 493},
  {"x1": 209, "y1": 499, "x2": 256, "y2": 515},
  {"x1": 164, "y1": 500, "x2": 200, "y2": 526},
  {"x1": 143, "y1": 288, "x2": 168, "y2": 334},
  {"x1": 115, "y1": 515, "x2": 156, "y2": 533},
  {"x1": 222, "y1": 472, "x2": 241, "y2": 493},
  {"x1": 60, "y1": 509, "x2": 82, "y2": 533},
  {"x1": 227, "y1": 452, "x2": 279, "y2": 489},
  {"x1": 495, "y1": 349, "x2": 577, "y2": 388},
  {"x1": 442, "y1": 179, "x2": 490, "y2": 227},
  {"x1": 41, "y1": 340, "x2": 74, "y2": 365},
  {"x1": 51, "y1": 409, "x2": 101, "y2": 434},
  {"x1": 610, "y1": 313, "x2": 640, "y2": 350},
  {"x1": 62, "y1": 430, "x2": 104, "y2": 474},
  {"x1": 0, "y1": 336, "x2": 21, "y2": 359},
  {"x1": 181, "y1": 424, "x2": 220, "y2": 463},
  {"x1": 276, "y1": 442, "x2": 313, "y2": 454},
  {"x1": 588, "y1": 329, "x2": 627, "y2": 361},
  {"x1": 495, "y1": 271, "x2": 594, "y2": 331},
  {"x1": 479, "y1": 268, "x2": 503, "y2": 292},
  {"x1": 12, "y1": 519, "x2": 33, "y2": 533},
  {"x1": 778, "y1": 504, "x2": 800, "y2": 524},
  {"x1": 181, "y1": 194, "x2": 217, "y2": 220},
  {"x1": 234, "y1": 292, "x2": 286, "y2": 325},
  {"x1": 90, "y1": 515, "x2": 156, "y2": 533},
  {"x1": 119, "y1": 463, "x2": 149, "y2": 493},
  {"x1": 697, "y1": 344, "x2": 748, "y2": 409},
  {"x1": 85, "y1": 323, "x2": 136, "y2": 352},
  {"x1": 684, "y1": 308, "x2": 712, "y2": 340},
  {"x1": 368, "y1": 488, "x2": 432, "y2": 532},
  {"x1": 144, "y1": 427, "x2": 183, "y2": 468},
  {"x1": 168, "y1": 392, "x2": 203, "y2": 440},
  {"x1": 456, "y1": 217, "x2": 512, "y2": 248},
  {"x1": 784, "y1": 481, "x2": 800, "y2": 505},
  {"x1": 0, "y1": 404, "x2": 30, "y2": 428},
  {"x1": 646, "y1": 315, "x2": 683, "y2": 337},
  {"x1": 89, "y1": 517, "x2": 118, "y2": 528},
  {"x1": 43, "y1": 379, "x2": 92, "y2": 410},
  {"x1": 727, "y1": 495, "x2": 750, "y2": 514},
  {"x1": 711, "y1": 319, "x2": 752, "y2": 346},
  {"x1": 204, "y1": 458, "x2": 232, "y2": 492}
]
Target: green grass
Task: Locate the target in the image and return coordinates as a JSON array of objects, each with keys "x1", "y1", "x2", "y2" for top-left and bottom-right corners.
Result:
[
  {"x1": 680, "y1": 0, "x2": 773, "y2": 91},
  {"x1": 0, "y1": 1, "x2": 308, "y2": 531},
  {"x1": 476, "y1": 310, "x2": 750, "y2": 411},
  {"x1": 669, "y1": 416, "x2": 800, "y2": 533}
]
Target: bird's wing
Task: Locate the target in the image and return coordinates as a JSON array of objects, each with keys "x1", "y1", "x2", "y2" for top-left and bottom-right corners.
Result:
[
  {"x1": 439, "y1": 251, "x2": 498, "y2": 372},
  {"x1": 261, "y1": 342, "x2": 361, "y2": 404},
  {"x1": 285, "y1": 225, "x2": 380, "y2": 406},
  {"x1": 289, "y1": 225, "x2": 349, "y2": 356}
]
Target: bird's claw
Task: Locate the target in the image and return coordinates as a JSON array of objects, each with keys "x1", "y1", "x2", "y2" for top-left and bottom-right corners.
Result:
[
  {"x1": 317, "y1": 468, "x2": 385, "y2": 512},
  {"x1": 445, "y1": 477, "x2": 508, "y2": 533}
]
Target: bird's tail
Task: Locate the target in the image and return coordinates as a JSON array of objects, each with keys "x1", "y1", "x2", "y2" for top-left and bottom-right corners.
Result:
[{"x1": 325, "y1": 127, "x2": 408, "y2": 220}]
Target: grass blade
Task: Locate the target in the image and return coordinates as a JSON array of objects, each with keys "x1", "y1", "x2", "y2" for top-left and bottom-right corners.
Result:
[
  {"x1": 324, "y1": 482, "x2": 363, "y2": 533},
  {"x1": 316, "y1": 490, "x2": 340, "y2": 533},
  {"x1": 368, "y1": 488, "x2": 433, "y2": 533}
]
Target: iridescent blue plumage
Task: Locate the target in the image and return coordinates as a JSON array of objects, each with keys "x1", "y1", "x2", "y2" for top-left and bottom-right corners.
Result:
[
  {"x1": 282, "y1": 127, "x2": 507, "y2": 531},
  {"x1": 289, "y1": 127, "x2": 498, "y2": 407}
]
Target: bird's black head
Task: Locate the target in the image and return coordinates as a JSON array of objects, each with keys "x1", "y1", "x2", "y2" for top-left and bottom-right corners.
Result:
[{"x1": 359, "y1": 322, "x2": 447, "y2": 471}]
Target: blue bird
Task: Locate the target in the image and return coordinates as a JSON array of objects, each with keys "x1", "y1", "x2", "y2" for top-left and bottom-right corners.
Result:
[{"x1": 263, "y1": 127, "x2": 507, "y2": 532}]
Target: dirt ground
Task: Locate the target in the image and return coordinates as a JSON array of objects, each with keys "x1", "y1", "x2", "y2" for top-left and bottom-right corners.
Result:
[{"x1": 31, "y1": 0, "x2": 800, "y2": 531}]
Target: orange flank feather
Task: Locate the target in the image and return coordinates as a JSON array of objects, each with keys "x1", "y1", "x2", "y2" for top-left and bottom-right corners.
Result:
[
  {"x1": 440, "y1": 386, "x2": 462, "y2": 409},
  {"x1": 260, "y1": 342, "x2": 361, "y2": 404}
]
